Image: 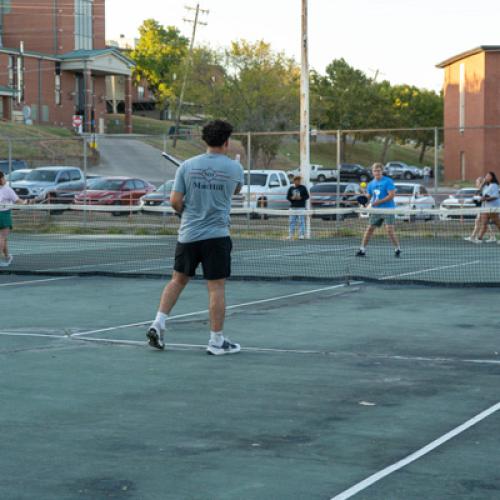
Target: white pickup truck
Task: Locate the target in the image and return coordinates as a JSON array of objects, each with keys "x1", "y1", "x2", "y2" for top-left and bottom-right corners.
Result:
[
  {"x1": 242, "y1": 170, "x2": 290, "y2": 210},
  {"x1": 288, "y1": 164, "x2": 337, "y2": 182}
]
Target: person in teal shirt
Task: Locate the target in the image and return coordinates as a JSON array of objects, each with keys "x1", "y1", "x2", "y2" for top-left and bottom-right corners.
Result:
[{"x1": 356, "y1": 163, "x2": 401, "y2": 257}]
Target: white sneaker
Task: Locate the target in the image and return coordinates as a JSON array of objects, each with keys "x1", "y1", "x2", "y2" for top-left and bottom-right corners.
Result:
[
  {"x1": 146, "y1": 323, "x2": 165, "y2": 350},
  {"x1": 206, "y1": 338, "x2": 241, "y2": 356},
  {"x1": 463, "y1": 236, "x2": 472, "y2": 241},
  {"x1": 6, "y1": 255, "x2": 12, "y2": 266},
  {"x1": 486, "y1": 237, "x2": 497, "y2": 243},
  {"x1": 0, "y1": 256, "x2": 11, "y2": 267},
  {"x1": 472, "y1": 239, "x2": 483, "y2": 244}
]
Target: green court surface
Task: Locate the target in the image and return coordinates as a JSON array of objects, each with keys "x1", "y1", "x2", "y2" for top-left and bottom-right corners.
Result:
[{"x1": 1, "y1": 276, "x2": 499, "y2": 499}]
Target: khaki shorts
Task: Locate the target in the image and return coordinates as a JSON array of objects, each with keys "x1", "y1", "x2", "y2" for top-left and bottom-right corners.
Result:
[{"x1": 369, "y1": 214, "x2": 395, "y2": 227}]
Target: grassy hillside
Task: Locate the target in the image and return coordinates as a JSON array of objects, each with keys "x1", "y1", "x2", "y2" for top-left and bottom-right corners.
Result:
[
  {"x1": 0, "y1": 121, "x2": 93, "y2": 166},
  {"x1": 107, "y1": 115, "x2": 441, "y2": 171}
]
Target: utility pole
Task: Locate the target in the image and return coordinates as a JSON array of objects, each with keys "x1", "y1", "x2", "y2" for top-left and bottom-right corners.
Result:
[
  {"x1": 172, "y1": 3, "x2": 208, "y2": 148},
  {"x1": 300, "y1": 0, "x2": 311, "y2": 237}
]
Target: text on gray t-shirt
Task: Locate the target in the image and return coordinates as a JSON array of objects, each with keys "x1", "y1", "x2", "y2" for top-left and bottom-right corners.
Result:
[{"x1": 173, "y1": 153, "x2": 244, "y2": 243}]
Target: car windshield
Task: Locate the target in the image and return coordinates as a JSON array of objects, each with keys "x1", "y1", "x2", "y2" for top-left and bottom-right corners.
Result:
[
  {"x1": 8, "y1": 171, "x2": 30, "y2": 181},
  {"x1": 456, "y1": 189, "x2": 476, "y2": 197},
  {"x1": 89, "y1": 179, "x2": 124, "y2": 191},
  {"x1": 395, "y1": 185, "x2": 415, "y2": 195},
  {"x1": 155, "y1": 181, "x2": 174, "y2": 193},
  {"x1": 311, "y1": 184, "x2": 347, "y2": 194},
  {"x1": 244, "y1": 174, "x2": 267, "y2": 186},
  {"x1": 26, "y1": 170, "x2": 58, "y2": 182}
]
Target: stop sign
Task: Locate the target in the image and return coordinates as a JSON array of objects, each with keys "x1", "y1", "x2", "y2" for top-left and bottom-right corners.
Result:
[{"x1": 72, "y1": 115, "x2": 83, "y2": 128}]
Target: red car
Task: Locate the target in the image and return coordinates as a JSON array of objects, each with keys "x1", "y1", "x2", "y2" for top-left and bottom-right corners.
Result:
[{"x1": 74, "y1": 177, "x2": 156, "y2": 209}]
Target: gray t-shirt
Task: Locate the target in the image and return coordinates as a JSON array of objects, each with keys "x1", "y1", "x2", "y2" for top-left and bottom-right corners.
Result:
[{"x1": 173, "y1": 153, "x2": 244, "y2": 243}]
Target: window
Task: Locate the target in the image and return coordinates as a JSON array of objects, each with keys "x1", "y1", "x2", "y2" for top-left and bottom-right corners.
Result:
[
  {"x1": 460, "y1": 152, "x2": 466, "y2": 180},
  {"x1": 137, "y1": 86, "x2": 145, "y2": 99},
  {"x1": 74, "y1": 0, "x2": 93, "y2": 50},
  {"x1": 279, "y1": 173, "x2": 287, "y2": 186},
  {"x1": 269, "y1": 174, "x2": 279, "y2": 186},
  {"x1": 70, "y1": 170, "x2": 82, "y2": 181},
  {"x1": 459, "y1": 63, "x2": 465, "y2": 133},
  {"x1": 134, "y1": 180, "x2": 146, "y2": 189},
  {"x1": 124, "y1": 180, "x2": 135, "y2": 190},
  {"x1": 55, "y1": 63, "x2": 61, "y2": 105},
  {"x1": 420, "y1": 187, "x2": 428, "y2": 195},
  {"x1": 8, "y1": 55, "x2": 15, "y2": 88},
  {"x1": 58, "y1": 172, "x2": 71, "y2": 183}
]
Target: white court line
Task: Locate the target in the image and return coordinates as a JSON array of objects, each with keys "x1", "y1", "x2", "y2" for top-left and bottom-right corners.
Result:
[
  {"x1": 330, "y1": 402, "x2": 500, "y2": 500},
  {"x1": 68, "y1": 338, "x2": 500, "y2": 366},
  {"x1": 378, "y1": 260, "x2": 481, "y2": 281},
  {"x1": 72, "y1": 283, "x2": 361, "y2": 337},
  {"x1": 0, "y1": 277, "x2": 74, "y2": 287},
  {"x1": 0, "y1": 332, "x2": 66, "y2": 339},
  {"x1": 35, "y1": 257, "x2": 167, "y2": 273}
]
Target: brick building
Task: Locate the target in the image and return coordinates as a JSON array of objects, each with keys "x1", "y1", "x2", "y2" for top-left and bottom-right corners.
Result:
[
  {"x1": 0, "y1": 0, "x2": 135, "y2": 132},
  {"x1": 437, "y1": 46, "x2": 500, "y2": 181}
]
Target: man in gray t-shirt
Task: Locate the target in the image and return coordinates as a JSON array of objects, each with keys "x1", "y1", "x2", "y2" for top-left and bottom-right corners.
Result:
[{"x1": 147, "y1": 120, "x2": 244, "y2": 355}]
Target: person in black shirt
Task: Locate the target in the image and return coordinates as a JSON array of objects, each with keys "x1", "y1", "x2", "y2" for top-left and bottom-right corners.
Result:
[{"x1": 287, "y1": 175, "x2": 309, "y2": 239}]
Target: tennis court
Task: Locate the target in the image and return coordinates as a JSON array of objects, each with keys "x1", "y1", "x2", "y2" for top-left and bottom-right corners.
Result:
[{"x1": 1, "y1": 206, "x2": 500, "y2": 499}]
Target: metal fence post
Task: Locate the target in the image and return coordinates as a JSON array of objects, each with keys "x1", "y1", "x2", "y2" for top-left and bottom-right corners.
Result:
[
  {"x1": 246, "y1": 132, "x2": 251, "y2": 229},
  {"x1": 336, "y1": 129, "x2": 341, "y2": 221},
  {"x1": 83, "y1": 135, "x2": 88, "y2": 226},
  {"x1": 434, "y1": 127, "x2": 439, "y2": 194},
  {"x1": 8, "y1": 139, "x2": 12, "y2": 185}
]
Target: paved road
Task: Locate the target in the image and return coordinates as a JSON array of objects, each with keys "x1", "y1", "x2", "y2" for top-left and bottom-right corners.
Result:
[{"x1": 91, "y1": 136, "x2": 178, "y2": 186}]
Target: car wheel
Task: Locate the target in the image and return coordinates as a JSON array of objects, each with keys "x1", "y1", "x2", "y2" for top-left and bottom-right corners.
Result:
[
  {"x1": 404, "y1": 172, "x2": 413, "y2": 180},
  {"x1": 317, "y1": 175, "x2": 326, "y2": 182},
  {"x1": 112, "y1": 201, "x2": 124, "y2": 217}
]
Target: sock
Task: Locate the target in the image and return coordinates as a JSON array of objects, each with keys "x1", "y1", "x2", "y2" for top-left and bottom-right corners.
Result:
[
  {"x1": 154, "y1": 311, "x2": 168, "y2": 330},
  {"x1": 210, "y1": 331, "x2": 224, "y2": 347}
]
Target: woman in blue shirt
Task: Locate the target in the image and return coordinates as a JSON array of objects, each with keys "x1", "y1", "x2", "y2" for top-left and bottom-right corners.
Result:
[{"x1": 356, "y1": 163, "x2": 401, "y2": 257}]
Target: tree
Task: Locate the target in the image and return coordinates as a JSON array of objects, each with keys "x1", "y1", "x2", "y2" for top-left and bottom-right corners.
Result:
[
  {"x1": 187, "y1": 40, "x2": 300, "y2": 165},
  {"x1": 130, "y1": 19, "x2": 189, "y2": 110},
  {"x1": 391, "y1": 85, "x2": 443, "y2": 162}
]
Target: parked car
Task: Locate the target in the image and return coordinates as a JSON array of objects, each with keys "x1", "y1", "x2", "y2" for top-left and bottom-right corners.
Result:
[
  {"x1": 6, "y1": 169, "x2": 32, "y2": 183},
  {"x1": 242, "y1": 170, "x2": 290, "y2": 210},
  {"x1": 0, "y1": 159, "x2": 29, "y2": 175},
  {"x1": 337, "y1": 163, "x2": 372, "y2": 182},
  {"x1": 288, "y1": 164, "x2": 337, "y2": 182},
  {"x1": 394, "y1": 183, "x2": 436, "y2": 220},
  {"x1": 74, "y1": 177, "x2": 155, "y2": 213},
  {"x1": 51, "y1": 175, "x2": 104, "y2": 204},
  {"x1": 310, "y1": 182, "x2": 361, "y2": 220},
  {"x1": 11, "y1": 166, "x2": 85, "y2": 201},
  {"x1": 384, "y1": 162, "x2": 423, "y2": 180},
  {"x1": 440, "y1": 187, "x2": 479, "y2": 220},
  {"x1": 140, "y1": 180, "x2": 175, "y2": 209}
]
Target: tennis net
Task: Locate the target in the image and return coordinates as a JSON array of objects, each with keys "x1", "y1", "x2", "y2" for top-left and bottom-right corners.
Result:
[{"x1": 2, "y1": 204, "x2": 500, "y2": 286}]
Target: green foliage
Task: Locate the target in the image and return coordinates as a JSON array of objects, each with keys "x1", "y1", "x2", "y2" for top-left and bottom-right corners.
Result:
[
  {"x1": 130, "y1": 19, "x2": 189, "y2": 108},
  {"x1": 186, "y1": 41, "x2": 300, "y2": 165}
]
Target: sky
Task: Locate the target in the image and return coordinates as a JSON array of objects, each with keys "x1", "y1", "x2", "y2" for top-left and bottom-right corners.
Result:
[{"x1": 106, "y1": 0, "x2": 500, "y2": 92}]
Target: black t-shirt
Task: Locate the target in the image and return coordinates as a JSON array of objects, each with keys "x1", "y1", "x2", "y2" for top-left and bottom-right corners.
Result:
[{"x1": 287, "y1": 185, "x2": 309, "y2": 208}]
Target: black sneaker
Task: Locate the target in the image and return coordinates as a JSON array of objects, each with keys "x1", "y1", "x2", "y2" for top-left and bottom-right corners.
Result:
[
  {"x1": 206, "y1": 339, "x2": 241, "y2": 356},
  {"x1": 146, "y1": 325, "x2": 165, "y2": 350},
  {"x1": 394, "y1": 248, "x2": 401, "y2": 258},
  {"x1": 355, "y1": 249, "x2": 366, "y2": 257}
]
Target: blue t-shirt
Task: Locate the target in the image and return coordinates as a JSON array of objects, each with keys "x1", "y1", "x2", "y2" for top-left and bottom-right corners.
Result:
[
  {"x1": 367, "y1": 176, "x2": 396, "y2": 208},
  {"x1": 173, "y1": 153, "x2": 244, "y2": 243}
]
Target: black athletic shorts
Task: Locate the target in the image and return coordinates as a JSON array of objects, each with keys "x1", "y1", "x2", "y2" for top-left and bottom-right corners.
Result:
[{"x1": 174, "y1": 236, "x2": 232, "y2": 280}]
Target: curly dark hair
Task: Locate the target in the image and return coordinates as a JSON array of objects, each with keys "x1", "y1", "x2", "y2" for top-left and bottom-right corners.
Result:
[
  {"x1": 0, "y1": 171, "x2": 4, "y2": 179},
  {"x1": 202, "y1": 120, "x2": 233, "y2": 147}
]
